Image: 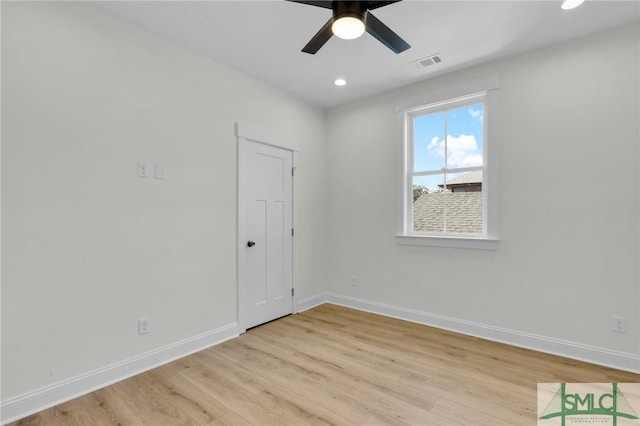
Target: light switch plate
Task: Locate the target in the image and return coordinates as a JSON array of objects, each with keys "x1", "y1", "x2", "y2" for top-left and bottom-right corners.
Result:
[
  {"x1": 154, "y1": 163, "x2": 167, "y2": 179},
  {"x1": 137, "y1": 161, "x2": 150, "y2": 178}
]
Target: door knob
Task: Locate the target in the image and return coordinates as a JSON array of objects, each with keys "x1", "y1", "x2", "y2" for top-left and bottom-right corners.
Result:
[{"x1": 247, "y1": 241, "x2": 255, "y2": 247}]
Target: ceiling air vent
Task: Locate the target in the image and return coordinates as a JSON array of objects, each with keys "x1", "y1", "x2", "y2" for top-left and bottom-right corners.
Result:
[{"x1": 411, "y1": 54, "x2": 443, "y2": 69}]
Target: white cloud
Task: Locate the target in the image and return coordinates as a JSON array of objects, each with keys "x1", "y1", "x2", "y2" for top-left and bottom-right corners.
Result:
[
  {"x1": 427, "y1": 134, "x2": 482, "y2": 168},
  {"x1": 468, "y1": 107, "x2": 483, "y2": 122},
  {"x1": 428, "y1": 136, "x2": 440, "y2": 151}
]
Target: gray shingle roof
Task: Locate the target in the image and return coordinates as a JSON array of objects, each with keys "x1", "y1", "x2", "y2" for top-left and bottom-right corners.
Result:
[
  {"x1": 412, "y1": 192, "x2": 482, "y2": 234},
  {"x1": 444, "y1": 170, "x2": 483, "y2": 186}
]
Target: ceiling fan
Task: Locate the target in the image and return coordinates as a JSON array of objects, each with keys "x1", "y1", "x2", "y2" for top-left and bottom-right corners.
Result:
[{"x1": 287, "y1": 1, "x2": 411, "y2": 55}]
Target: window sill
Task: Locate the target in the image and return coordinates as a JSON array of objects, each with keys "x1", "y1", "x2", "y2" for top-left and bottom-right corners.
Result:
[{"x1": 395, "y1": 235, "x2": 499, "y2": 250}]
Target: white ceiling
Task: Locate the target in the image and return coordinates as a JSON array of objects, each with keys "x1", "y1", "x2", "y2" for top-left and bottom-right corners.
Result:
[{"x1": 94, "y1": 1, "x2": 640, "y2": 108}]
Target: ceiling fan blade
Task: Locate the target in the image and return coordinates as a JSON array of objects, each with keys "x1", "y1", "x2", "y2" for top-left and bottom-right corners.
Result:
[
  {"x1": 302, "y1": 18, "x2": 334, "y2": 54},
  {"x1": 365, "y1": 11, "x2": 410, "y2": 54},
  {"x1": 367, "y1": 1, "x2": 402, "y2": 10},
  {"x1": 286, "y1": 0, "x2": 333, "y2": 9}
]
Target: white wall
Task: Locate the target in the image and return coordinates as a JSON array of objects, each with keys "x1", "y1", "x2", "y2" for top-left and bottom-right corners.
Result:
[
  {"x1": 2, "y1": 0, "x2": 639, "y2": 420},
  {"x1": 1, "y1": 1, "x2": 326, "y2": 401},
  {"x1": 325, "y1": 24, "x2": 640, "y2": 360}
]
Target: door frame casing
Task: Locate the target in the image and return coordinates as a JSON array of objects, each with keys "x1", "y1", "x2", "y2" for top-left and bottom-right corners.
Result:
[{"x1": 236, "y1": 123, "x2": 298, "y2": 333}]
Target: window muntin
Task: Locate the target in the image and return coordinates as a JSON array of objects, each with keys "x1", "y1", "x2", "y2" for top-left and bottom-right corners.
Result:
[{"x1": 405, "y1": 94, "x2": 487, "y2": 237}]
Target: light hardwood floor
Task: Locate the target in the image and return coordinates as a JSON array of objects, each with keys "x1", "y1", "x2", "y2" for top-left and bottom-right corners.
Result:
[{"x1": 10, "y1": 304, "x2": 640, "y2": 425}]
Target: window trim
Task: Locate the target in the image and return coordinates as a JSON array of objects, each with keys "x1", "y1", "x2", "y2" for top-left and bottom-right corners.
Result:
[
  {"x1": 405, "y1": 93, "x2": 487, "y2": 237},
  {"x1": 395, "y1": 77, "x2": 500, "y2": 249}
]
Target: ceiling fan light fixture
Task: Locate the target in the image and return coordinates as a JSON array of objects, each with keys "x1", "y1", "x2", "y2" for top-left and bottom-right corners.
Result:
[
  {"x1": 332, "y1": 16, "x2": 365, "y2": 40},
  {"x1": 561, "y1": 0, "x2": 584, "y2": 10},
  {"x1": 292, "y1": 0, "x2": 410, "y2": 55}
]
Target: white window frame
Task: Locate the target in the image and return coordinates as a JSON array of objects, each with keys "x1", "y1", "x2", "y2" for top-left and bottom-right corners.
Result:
[{"x1": 395, "y1": 77, "x2": 500, "y2": 249}]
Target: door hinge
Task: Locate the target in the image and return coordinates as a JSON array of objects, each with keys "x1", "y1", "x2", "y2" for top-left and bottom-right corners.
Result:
[
  {"x1": 292, "y1": 167, "x2": 295, "y2": 176},
  {"x1": 291, "y1": 288, "x2": 294, "y2": 297},
  {"x1": 292, "y1": 228, "x2": 294, "y2": 237}
]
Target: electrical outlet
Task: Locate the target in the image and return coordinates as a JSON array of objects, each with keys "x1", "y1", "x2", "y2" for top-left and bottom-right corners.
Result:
[
  {"x1": 351, "y1": 276, "x2": 358, "y2": 287},
  {"x1": 612, "y1": 316, "x2": 626, "y2": 333},
  {"x1": 138, "y1": 318, "x2": 150, "y2": 335}
]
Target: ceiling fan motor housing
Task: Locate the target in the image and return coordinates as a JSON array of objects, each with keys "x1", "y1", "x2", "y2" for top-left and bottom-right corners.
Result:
[{"x1": 332, "y1": 1, "x2": 367, "y2": 23}]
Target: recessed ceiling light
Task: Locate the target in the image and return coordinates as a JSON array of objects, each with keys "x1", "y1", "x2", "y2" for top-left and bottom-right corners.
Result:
[
  {"x1": 334, "y1": 78, "x2": 347, "y2": 86},
  {"x1": 561, "y1": 0, "x2": 584, "y2": 10}
]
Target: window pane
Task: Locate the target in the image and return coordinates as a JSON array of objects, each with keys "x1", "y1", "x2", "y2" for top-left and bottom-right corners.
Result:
[
  {"x1": 412, "y1": 174, "x2": 445, "y2": 233},
  {"x1": 412, "y1": 171, "x2": 483, "y2": 235},
  {"x1": 413, "y1": 112, "x2": 445, "y2": 171},
  {"x1": 445, "y1": 103, "x2": 484, "y2": 168}
]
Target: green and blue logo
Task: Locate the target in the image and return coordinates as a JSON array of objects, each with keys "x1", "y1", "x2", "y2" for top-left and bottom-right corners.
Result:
[{"x1": 538, "y1": 383, "x2": 640, "y2": 425}]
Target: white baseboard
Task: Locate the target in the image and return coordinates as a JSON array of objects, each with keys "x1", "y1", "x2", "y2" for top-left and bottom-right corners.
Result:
[
  {"x1": 5, "y1": 294, "x2": 639, "y2": 424},
  {"x1": 298, "y1": 292, "x2": 640, "y2": 374},
  {"x1": 1, "y1": 323, "x2": 239, "y2": 425},
  {"x1": 295, "y1": 293, "x2": 329, "y2": 313}
]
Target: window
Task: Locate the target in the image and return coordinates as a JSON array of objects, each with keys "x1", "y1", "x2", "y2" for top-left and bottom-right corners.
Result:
[{"x1": 396, "y1": 78, "x2": 499, "y2": 249}]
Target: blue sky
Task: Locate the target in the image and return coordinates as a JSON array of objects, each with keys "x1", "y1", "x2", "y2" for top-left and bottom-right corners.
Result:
[{"x1": 412, "y1": 103, "x2": 484, "y2": 191}]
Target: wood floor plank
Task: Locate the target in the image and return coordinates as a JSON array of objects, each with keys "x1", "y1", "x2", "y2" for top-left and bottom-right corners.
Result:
[
  {"x1": 190, "y1": 349, "x2": 356, "y2": 426},
  {"x1": 9, "y1": 304, "x2": 640, "y2": 425},
  {"x1": 209, "y1": 338, "x2": 378, "y2": 425},
  {"x1": 240, "y1": 329, "x2": 439, "y2": 413},
  {"x1": 275, "y1": 310, "x2": 529, "y2": 424},
  {"x1": 262, "y1": 312, "x2": 530, "y2": 421}
]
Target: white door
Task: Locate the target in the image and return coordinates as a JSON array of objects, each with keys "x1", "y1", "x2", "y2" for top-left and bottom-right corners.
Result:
[{"x1": 238, "y1": 139, "x2": 293, "y2": 330}]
